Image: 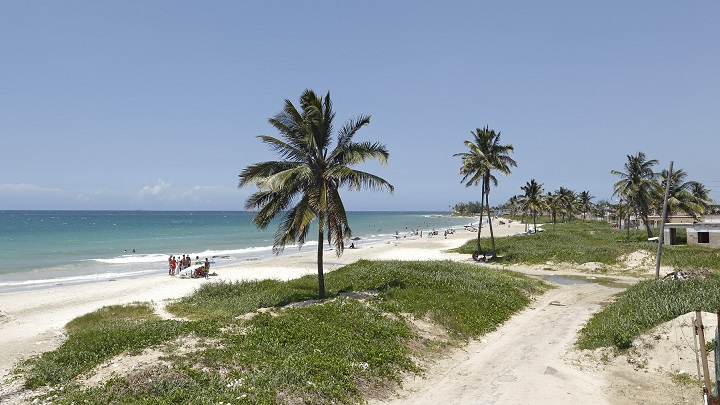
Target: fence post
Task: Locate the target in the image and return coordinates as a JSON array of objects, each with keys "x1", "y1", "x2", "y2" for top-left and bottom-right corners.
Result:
[
  {"x1": 715, "y1": 307, "x2": 720, "y2": 399},
  {"x1": 655, "y1": 161, "x2": 673, "y2": 280},
  {"x1": 697, "y1": 310, "x2": 713, "y2": 398}
]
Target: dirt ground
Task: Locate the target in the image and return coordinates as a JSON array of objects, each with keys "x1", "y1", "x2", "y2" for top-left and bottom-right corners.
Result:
[{"x1": 371, "y1": 264, "x2": 716, "y2": 405}]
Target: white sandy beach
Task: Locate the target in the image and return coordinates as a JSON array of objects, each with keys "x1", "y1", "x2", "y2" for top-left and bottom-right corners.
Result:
[{"x1": 0, "y1": 219, "x2": 712, "y2": 404}]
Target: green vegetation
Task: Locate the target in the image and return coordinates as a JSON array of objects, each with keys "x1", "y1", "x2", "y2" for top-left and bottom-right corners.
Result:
[
  {"x1": 451, "y1": 201, "x2": 484, "y2": 216},
  {"x1": 453, "y1": 220, "x2": 720, "y2": 350},
  {"x1": 452, "y1": 220, "x2": 653, "y2": 265},
  {"x1": 453, "y1": 220, "x2": 720, "y2": 270},
  {"x1": 19, "y1": 260, "x2": 545, "y2": 404},
  {"x1": 577, "y1": 278, "x2": 720, "y2": 350}
]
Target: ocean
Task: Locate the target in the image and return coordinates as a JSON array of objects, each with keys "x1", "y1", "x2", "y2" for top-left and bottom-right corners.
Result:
[{"x1": 0, "y1": 211, "x2": 474, "y2": 294}]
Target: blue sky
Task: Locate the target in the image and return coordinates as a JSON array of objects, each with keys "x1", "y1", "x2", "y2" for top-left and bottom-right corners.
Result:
[{"x1": 1, "y1": 1, "x2": 718, "y2": 211}]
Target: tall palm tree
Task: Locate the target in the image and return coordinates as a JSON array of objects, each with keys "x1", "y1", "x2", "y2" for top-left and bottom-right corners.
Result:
[
  {"x1": 455, "y1": 126, "x2": 516, "y2": 257},
  {"x1": 611, "y1": 152, "x2": 659, "y2": 239},
  {"x1": 239, "y1": 89, "x2": 393, "y2": 299},
  {"x1": 578, "y1": 191, "x2": 594, "y2": 220},
  {"x1": 521, "y1": 179, "x2": 544, "y2": 231}
]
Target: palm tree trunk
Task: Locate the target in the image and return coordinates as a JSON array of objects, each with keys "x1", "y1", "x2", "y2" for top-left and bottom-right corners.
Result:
[
  {"x1": 486, "y1": 191, "x2": 496, "y2": 257},
  {"x1": 476, "y1": 187, "x2": 485, "y2": 255},
  {"x1": 317, "y1": 228, "x2": 325, "y2": 299},
  {"x1": 626, "y1": 212, "x2": 631, "y2": 242},
  {"x1": 642, "y1": 214, "x2": 654, "y2": 239}
]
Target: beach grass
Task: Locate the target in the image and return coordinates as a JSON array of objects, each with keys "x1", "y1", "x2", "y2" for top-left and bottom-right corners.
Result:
[
  {"x1": 452, "y1": 220, "x2": 720, "y2": 270},
  {"x1": 452, "y1": 220, "x2": 651, "y2": 265},
  {"x1": 577, "y1": 277, "x2": 720, "y2": 350},
  {"x1": 19, "y1": 260, "x2": 546, "y2": 404},
  {"x1": 453, "y1": 220, "x2": 720, "y2": 350}
]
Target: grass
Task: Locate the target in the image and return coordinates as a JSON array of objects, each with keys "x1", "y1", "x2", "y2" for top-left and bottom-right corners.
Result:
[
  {"x1": 576, "y1": 277, "x2": 720, "y2": 350},
  {"x1": 452, "y1": 220, "x2": 720, "y2": 271},
  {"x1": 19, "y1": 260, "x2": 546, "y2": 404},
  {"x1": 453, "y1": 220, "x2": 720, "y2": 350},
  {"x1": 20, "y1": 303, "x2": 208, "y2": 389},
  {"x1": 452, "y1": 220, "x2": 655, "y2": 265}
]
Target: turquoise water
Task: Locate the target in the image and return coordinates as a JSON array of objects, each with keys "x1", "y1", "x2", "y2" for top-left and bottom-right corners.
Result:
[{"x1": 0, "y1": 211, "x2": 474, "y2": 293}]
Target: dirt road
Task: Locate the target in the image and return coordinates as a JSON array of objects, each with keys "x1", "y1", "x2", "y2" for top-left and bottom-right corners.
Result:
[{"x1": 372, "y1": 280, "x2": 621, "y2": 405}]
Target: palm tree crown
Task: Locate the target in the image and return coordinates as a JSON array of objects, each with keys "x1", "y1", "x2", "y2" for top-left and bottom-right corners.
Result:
[
  {"x1": 657, "y1": 168, "x2": 713, "y2": 221},
  {"x1": 239, "y1": 89, "x2": 393, "y2": 298}
]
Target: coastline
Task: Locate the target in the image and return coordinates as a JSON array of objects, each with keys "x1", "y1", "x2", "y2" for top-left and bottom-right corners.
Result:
[
  {"x1": 0, "y1": 219, "x2": 522, "y2": 381},
  {"x1": 1, "y1": 219, "x2": 703, "y2": 404},
  {"x1": 0, "y1": 211, "x2": 476, "y2": 294}
]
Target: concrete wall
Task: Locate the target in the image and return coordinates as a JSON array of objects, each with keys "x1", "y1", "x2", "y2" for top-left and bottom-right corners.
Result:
[
  {"x1": 664, "y1": 227, "x2": 720, "y2": 248},
  {"x1": 687, "y1": 229, "x2": 720, "y2": 248}
]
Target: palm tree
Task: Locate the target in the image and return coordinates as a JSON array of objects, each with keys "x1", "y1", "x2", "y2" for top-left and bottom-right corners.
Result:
[
  {"x1": 611, "y1": 152, "x2": 659, "y2": 239},
  {"x1": 544, "y1": 192, "x2": 559, "y2": 230},
  {"x1": 657, "y1": 169, "x2": 714, "y2": 222},
  {"x1": 508, "y1": 195, "x2": 521, "y2": 220},
  {"x1": 657, "y1": 168, "x2": 695, "y2": 222},
  {"x1": 556, "y1": 187, "x2": 576, "y2": 222},
  {"x1": 521, "y1": 179, "x2": 544, "y2": 232},
  {"x1": 689, "y1": 181, "x2": 715, "y2": 215},
  {"x1": 455, "y1": 126, "x2": 517, "y2": 257},
  {"x1": 615, "y1": 199, "x2": 632, "y2": 241},
  {"x1": 578, "y1": 191, "x2": 594, "y2": 220},
  {"x1": 594, "y1": 199, "x2": 612, "y2": 222},
  {"x1": 239, "y1": 89, "x2": 393, "y2": 299}
]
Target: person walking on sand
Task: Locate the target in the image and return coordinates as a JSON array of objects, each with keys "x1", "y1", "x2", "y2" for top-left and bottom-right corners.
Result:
[{"x1": 168, "y1": 255, "x2": 173, "y2": 276}]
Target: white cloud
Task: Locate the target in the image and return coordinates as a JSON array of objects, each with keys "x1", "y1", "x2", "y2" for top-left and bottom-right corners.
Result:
[
  {"x1": 0, "y1": 183, "x2": 63, "y2": 193},
  {"x1": 138, "y1": 179, "x2": 172, "y2": 199},
  {"x1": 75, "y1": 193, "x2": 94, "y2": 203}
]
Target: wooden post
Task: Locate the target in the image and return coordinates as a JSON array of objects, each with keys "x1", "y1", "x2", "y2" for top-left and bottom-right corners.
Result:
[
  {"x1": 716, "y1": 307, "x2": 720, "y2": 399},
  {"x1": 697, "y1": 309, "x2": 713, "y2": 395},
  {"x1": 655, "y1": 161, "x2": 673, "y2": 280}
]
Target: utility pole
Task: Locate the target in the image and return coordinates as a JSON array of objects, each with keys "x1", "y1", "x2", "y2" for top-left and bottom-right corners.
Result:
[{"x1": 655, "y1": 161, "x2": 673, "y2": 280}]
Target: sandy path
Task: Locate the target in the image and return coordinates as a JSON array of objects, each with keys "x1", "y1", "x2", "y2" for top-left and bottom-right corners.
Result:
[{"x1": 373, "y1": 280, "x2": 621, "y2": 405}]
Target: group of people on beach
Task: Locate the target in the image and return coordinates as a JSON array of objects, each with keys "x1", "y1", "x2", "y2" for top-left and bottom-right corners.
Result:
[{"x1": 168, "y1": 254, "x2": 211, "y2": 278}]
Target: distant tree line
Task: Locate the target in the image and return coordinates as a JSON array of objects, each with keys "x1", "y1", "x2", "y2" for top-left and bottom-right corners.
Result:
[
  {"x1": 453, "y1": 147, "x2": 716, "y2": 245},
  {"x1": 451, "y1": 201, "x2": 484, "y2": 216},
  {"x1": 490, "y1": 151, "x2": 716, "y2": 238}
]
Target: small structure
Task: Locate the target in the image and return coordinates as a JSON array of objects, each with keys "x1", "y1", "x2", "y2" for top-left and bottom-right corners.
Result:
[
  {"x1": 663, "y1": 222, "x2": 720, "y2": 248},
  {"x1": 647, "y1": 214, "x2": 696, "y2": 228}
]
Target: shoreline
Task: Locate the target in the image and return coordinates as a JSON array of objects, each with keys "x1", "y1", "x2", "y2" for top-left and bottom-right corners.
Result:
[
  {"x1": 0, "y1": 219, "x2": 524, "y2": 381},
  {"x1": 0, "y1": 212, "x2": 478, "y2": 295}
]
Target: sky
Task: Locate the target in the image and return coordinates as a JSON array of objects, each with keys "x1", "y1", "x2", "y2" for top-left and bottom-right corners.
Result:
[{"x1": 1, "y1": 1, "x2": 718, "y2": 211}]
